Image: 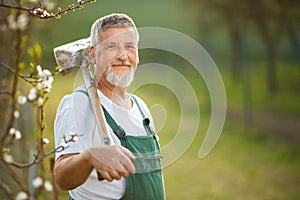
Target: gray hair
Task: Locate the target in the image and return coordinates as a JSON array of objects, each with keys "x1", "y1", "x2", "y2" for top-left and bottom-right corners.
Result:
[{"x1": 90, "y1": 13, "x2": 139, "y2": 46}]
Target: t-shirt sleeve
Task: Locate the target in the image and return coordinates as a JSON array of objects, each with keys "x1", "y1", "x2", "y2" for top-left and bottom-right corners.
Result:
[{"x1": 54, "y1": 92, "x2": 96, "y2": 160}]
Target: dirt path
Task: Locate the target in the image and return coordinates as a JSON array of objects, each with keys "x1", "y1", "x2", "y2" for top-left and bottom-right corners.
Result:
[{"x1": 228, "y1": 108, "x2": 300, "y2": 144}]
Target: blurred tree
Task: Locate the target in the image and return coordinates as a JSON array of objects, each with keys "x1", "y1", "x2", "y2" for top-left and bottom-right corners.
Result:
[
  {"x1": 246, "y1": 0, "x2": 300, "y2": 92},
  {"x1": 245, "y1": 0, "x2": 280, "y2": 93},
  {"x1": 185, "y1": 0, "x2": 300, "y2": 92},
  {"x1": 276, "y1": 0, "x2": 300, "y2": 77},
  {"x1": 184, "y1": 0, "x2": 250, "y2": 80}
]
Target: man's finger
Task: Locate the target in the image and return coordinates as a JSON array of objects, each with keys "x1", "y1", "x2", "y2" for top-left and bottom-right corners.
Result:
[
  {"x1": 99, "y1": 171, "x2": 113, "y2": 182},
  {"x1": 118, "y1": 145, "x2": 136, "y2": 160},
  {"x1": 119, "y1": 154, "x2": 136, "y2": 174},
  {"x1": 108, "y1": 168, "x2": 122, "y2": 180}
]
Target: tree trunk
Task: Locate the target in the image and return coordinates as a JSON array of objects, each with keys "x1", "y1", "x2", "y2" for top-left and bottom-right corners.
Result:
[
  {"x1": 286, "y1": 24, "x2": 300, "y2": 80},
  {"x1": 230, "y1": 26, "x2": 242, "y2": 80},
  {"x1": 266, "y1": 39, "x2": 277, "y2": 93}
]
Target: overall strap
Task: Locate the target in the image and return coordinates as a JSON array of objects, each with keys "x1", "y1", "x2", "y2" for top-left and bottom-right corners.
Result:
[
  {"x1": 131, "y1": 95, "x2": 146, "y2": 118},
  {"x1": 102, "y1": 107, "x2": 127, "y2": 140},
  {"x1": 131, "y1": 95, "x2": 156, "y2": 138}
]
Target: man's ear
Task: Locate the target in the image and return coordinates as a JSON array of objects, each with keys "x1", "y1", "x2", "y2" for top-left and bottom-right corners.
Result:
[
  {"x1": 135, "y1": 51, "x2": 140, "y2": 68},
  {"x1": 90, "y1": 46, "x2": 95, "y2": 64}
]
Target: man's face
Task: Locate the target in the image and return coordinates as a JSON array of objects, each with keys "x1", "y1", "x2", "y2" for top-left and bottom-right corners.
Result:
[{"x1": 91, "y1": 27, "x2": 139, "y2": 88}]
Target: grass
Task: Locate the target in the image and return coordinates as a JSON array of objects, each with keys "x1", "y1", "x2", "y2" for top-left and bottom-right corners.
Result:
[{"x1": 163, "y1": 122, "x2": 300, "y2": 200}]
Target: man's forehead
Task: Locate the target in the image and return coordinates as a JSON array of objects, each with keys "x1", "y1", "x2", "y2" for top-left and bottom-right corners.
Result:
[{"x1": 99, "y1": 27, "x2": 137, "y2": 43}]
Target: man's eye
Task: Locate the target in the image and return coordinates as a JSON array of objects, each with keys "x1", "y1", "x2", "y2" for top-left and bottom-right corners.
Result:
[
  {"x1": 106, "y1": 44, "x2": 116, "y2": 49},
  {"x1": 126, "y1": 45, "x2": 136, "y2": 49}
]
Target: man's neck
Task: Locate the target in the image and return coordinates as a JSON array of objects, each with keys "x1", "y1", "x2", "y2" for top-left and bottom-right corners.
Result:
[{"x1": 97, "y1": 79, "x2": 132, "y2": 109}]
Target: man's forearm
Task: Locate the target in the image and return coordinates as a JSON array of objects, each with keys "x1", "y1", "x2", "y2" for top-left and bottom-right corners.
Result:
[{"x1": 54, "y1": 151, "x2": 93, "y2": 190}]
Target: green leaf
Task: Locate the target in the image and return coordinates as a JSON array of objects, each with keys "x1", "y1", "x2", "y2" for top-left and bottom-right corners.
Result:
[
  {"x1": 19, "y1": 62, "x2": 26, "y2": 69},
  {"x1": 33, "y1": 44, "x2": 42, "y2": 59}
]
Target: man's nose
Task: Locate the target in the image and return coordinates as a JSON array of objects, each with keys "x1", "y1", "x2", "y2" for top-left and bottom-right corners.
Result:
[{"x1": 116, "y1": 46, "x2": 129, "y2": 61}]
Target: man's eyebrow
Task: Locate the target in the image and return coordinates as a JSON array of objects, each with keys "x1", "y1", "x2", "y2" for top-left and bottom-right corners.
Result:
[
  {"x1": 95, "y1": 41, "x2": 115, "y2": 48},
  {"x1": 125, "y1": 42, "x2": 135, "y2": 45},
  {"x1": 125, "y1": 41, "x2": 138, "y2": 45}
]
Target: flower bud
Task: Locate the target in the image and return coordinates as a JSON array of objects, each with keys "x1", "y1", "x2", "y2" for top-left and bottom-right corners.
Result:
[
  {"x1": 32, "y1": 177, "x2": 43, "y2": 188},
  {"x1": 17, "y1": 95, "x2": 27, "y2": 105},
  {"x1": 44, "y1": 181, "x2": 53, "y2": 191}
]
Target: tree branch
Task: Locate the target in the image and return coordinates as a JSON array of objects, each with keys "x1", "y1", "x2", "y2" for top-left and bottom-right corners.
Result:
[
  {"x1": 8, "y1": 137, "x2": 77, "y2": 168},
  {"x1": 0, "y1": 0, "x2": 96, "y2": 19},
  {"x1": 2, "y1": 161, "x2": 29, "y2": 195},
  {"x1": 0, "y1": 181, "x2": 14, "y2": 200},
  {"x1": 0, "y1": 26, "x2": 22, "y2": 145},
  {"x1": 0, "y1": 62, "x2": 43, "y2": 84}
]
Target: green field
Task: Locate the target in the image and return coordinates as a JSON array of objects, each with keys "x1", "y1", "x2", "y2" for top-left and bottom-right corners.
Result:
[{"x1": 40, "y1": 64, "x2": 300, "y2": 199}]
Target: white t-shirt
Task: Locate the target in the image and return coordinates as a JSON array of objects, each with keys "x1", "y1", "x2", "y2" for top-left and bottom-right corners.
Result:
[{"x1": 54, "y1": 86, "x2": 155, "y2": 200}]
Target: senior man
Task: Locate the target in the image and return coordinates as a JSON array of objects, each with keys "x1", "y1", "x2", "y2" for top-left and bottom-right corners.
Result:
[{"x1": 54, "y1": 13, "x2": 165, "y2": 200}]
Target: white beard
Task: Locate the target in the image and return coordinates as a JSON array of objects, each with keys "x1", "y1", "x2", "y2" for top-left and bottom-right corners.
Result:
[{"x1": 105, "y1": 65, "x2": 135, "y2": 88}]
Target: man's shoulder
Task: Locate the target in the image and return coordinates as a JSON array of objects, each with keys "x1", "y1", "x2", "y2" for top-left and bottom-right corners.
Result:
[
  {"x1": 58, "y1": 85, "x2": 89, "y2": 110},
  {"x1": 73, "y1": 85, "x2": 88, "y2": 95}
]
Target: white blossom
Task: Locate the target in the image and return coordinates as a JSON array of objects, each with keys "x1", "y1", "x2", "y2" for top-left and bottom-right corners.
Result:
[
  {"x1": 18, "y1": 95, "x2": 27, "y2": 105},
  {"x1": 42, "y1": 69, "x2": 52, "y2": 77},
  {"x1": 32, "y1": 177, "x2": 43, "y2": 188},
  {"x1": 36, "y1": 65, "x2": 43, "y2": 77},
  {"x1": 45, "y1": 77, "x2": 54, "y2": 93},
  {"x1": 9, "y1": 128, "x2": 22, "y2": 140},
  {"x1": 4, "y1": 154, "x2": 14, "y2": 163},
  {"x1": 7, "y1": 14, "x2": 29, "y2": 31},
  {"x1": 15, "y1": 130, "x2": 22, "y2": 140},
  {"x1": 44, "y1": 181, "x2": 53, "y2": 191},
  {"x1": 42, "y1": 138, "x2": 50, "y2": 144},
  {"x1": 72, "y1": 136, "x2": 79, "y2": 142},
  {"x1": 31, "y1": 7, "x2": 51, "y2": 18},
  {"x1": 37, "y1": 97, "x2": 44, "y2": 106},
  {"x1": 28, "y1": 87, "x2": 38, "y2": 101},
  {"x1": 9, "y1": 128, "x2": 16, "y2": 135},
  {"x1": 14, "y1": 110, "x2": 20, "y2": 119},
  {"x1": 70, "y1": 132, "x2": 77, "y2": 137},
  {"x1": 37, "y1": 82, "x2": 43, "y2": 90},
  {"x1": 16, "y1": 191, "x2": 28, "y2": 200},
  {"x1": 36, "y1": 65, "x2": 54, "y2": 93},
  {"x1": 17, "y1": 14, "x2": 29, "y2": 31},
  {"x1": 7, "y1": 14, "x2": 17, "y2": 30},
  {"x1": 32, "y1": 8, "x2": 43, "y2": 15},
  {"x1": 70, "y1": 132, "x2": 79, "y2": 142},
  {"x1": 42, "y1": 10, "x2": 51, "y2": 18}
]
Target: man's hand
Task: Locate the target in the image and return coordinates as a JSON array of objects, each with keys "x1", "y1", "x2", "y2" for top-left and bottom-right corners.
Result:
[
  {"x1": 84, "y1": 145, "x2": 136, "y2": 182},
  {"x1": 54, "y1": 145, "x2": 135, "y2": 190}
]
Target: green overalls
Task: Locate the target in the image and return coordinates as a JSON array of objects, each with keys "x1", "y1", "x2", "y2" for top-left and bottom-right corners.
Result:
[
  {"x1": 72, "y1": 89, "x2": 165, "y2": 200},
  {"x1": 102, "y1": 96, "x2": 165, "y2": 200}
]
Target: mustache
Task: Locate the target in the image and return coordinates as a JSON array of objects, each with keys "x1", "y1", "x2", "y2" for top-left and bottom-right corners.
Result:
[{"x1": 111, "y1": 61, "x2": 132, "y2": 67}]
